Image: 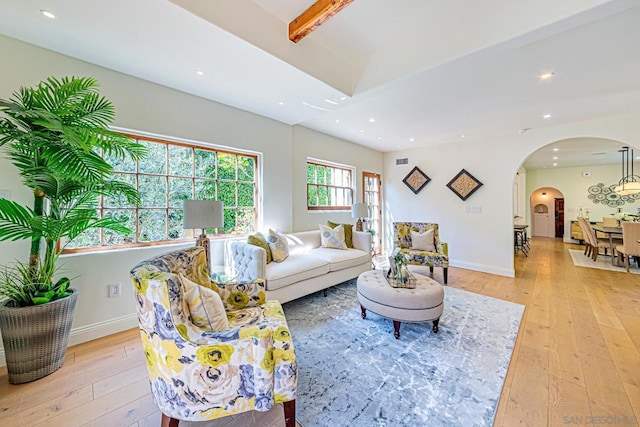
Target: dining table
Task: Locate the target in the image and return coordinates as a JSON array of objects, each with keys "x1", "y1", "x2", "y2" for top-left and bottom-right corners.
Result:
[{"x1": 592, "y1": 224, "x2": 623, "y2": 265}]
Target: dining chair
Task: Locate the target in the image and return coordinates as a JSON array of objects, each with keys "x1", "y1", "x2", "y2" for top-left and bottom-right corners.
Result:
[
  {"x1": 616, "y1": 222, "x2": 640, "y2": 272},
  {"x1": 582, "y1": 219, "x2": 612, "y2": 261},
  {"x1": 602, "y1": 216, "x2": 619, "y2": 227},
  {"x1": 577, "y1": 218, "x2": 592, "y2": 257}
]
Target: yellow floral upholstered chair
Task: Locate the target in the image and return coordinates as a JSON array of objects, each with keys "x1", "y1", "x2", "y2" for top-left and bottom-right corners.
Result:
[
  {"x1": 130, "y1": 247, "x2": 297, "y2": 427},
  {"x1": 393, "y1": 222, "x2": 449, "y2": 284}
]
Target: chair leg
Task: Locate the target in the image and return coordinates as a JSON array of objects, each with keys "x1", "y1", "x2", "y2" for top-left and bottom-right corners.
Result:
[
  {"x1": 626, "y1": 255, "x2": 630, "y2": 272},
  {"x1": 284, "y1": 400, "x2": 296, "y2": 427},
  {"x1": 583, "y1": 243, "x2": 589, "y2": 255},
  {"x1": 161, "y1": 414, "x2": 179, "y2": 427},
  {"x1": 443, "y1": 268, "x2": 448, "y2": 285}
]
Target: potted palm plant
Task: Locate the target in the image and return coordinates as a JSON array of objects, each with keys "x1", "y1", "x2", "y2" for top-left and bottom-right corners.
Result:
[{"x1": 0, "y1": 76, "x2": 146, "y2": 383}]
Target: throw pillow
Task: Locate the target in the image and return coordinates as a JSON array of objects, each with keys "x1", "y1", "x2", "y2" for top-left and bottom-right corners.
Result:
[
  {"x1": 179, "y1": 273, "x2": 229, "y2": 331},
  {"x1": 247, "y1": 232, "x2": 272, "y2": 264},
  {"x1": 319, "y1": 224, "x2": 347, "y2": 249},
  {"x1": 267, "y1": 229, "x2": 290, "y2": 262},
  {"x1": 410, "y1": 229, "x2": 436, "y2": 252},
  {"x1": 327, "y1": 221, "x2": 354, "y2": 248}
]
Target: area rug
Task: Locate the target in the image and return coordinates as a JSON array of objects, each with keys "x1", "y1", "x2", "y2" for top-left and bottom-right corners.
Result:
[
  {"x1": 283, "y1": 280, "x2": 524, "y2": 427},
  {"x1": 568, "y1": 249, "x2": 639, "y2": 275}
]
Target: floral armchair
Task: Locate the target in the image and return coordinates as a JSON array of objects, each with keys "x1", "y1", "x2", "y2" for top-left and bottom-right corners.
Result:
[
  {"x1": 393, "y1": 222, "x2": 449, "y2": 284},
  {"x1": 130, "y1": 247, "x2": 297, "y2": 427}
]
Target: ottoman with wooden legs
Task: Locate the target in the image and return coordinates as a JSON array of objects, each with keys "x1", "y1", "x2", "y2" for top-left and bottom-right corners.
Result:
[{"x1": 356, "y1": 269, "x2": 444, "y2": 338}]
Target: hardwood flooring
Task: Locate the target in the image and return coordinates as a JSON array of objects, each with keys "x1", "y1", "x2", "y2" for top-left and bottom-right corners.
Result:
[{"x1": 1, "y1": 238, "x2": 639, "y2": 426}]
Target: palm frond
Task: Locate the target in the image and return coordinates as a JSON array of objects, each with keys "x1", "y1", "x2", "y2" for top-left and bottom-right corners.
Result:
[{"x1": 0, "y1": 200, "x2": 37, "y2": 241}]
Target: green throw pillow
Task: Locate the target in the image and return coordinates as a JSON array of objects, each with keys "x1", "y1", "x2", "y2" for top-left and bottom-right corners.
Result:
[
  {"x1": 327, "y1": 221, "x2": 354, "y2": 248},
  {"x1": 247, "y1": 232, "x2": 272, "y2": 264}
]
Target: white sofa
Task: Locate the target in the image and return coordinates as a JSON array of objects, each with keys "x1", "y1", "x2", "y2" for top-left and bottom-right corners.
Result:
[{"x1": 230, "y1": 230, "x2": 372, "y2": 303}]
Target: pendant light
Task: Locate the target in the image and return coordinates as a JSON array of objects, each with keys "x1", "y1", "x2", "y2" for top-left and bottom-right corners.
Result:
[{"x1": 614, "y1": 146, "x2": 640, "y2": 195}]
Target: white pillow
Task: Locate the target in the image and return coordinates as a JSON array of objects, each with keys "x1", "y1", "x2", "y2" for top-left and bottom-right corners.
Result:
[
  {"x1": 179, "y1": 274, "x2": 229, "y2": 331},
  {"x1": 411, "y1": 229, "x2": 435, "y2": 252},
  {"x1": 319, "y1": 224, "x2": 347, "y2": 249},
  {"x1": 267, "y1": 229, "x2": 290, "y2": 262}
]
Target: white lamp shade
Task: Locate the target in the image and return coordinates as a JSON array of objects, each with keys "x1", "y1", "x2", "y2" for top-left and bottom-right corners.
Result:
[
  {"x1": 614, "y1": 182, "x2": 640, "y2": 196},
  {"x1": 183, "y1": 200, "x2": 223, "y2": 229},
  {"x1": 351, "y1": 203, "x2": 368, "y2": 219}
]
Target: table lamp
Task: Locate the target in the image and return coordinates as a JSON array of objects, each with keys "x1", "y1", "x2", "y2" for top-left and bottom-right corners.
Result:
[
  {"x1": 183, "y1": 200, "x2": 223, "y2": 275},
  {"x1": 351, "y1": 203, "x2": 368, "y2": 232}
]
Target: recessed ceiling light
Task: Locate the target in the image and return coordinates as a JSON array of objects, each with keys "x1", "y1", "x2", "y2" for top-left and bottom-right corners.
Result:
[
  {"x1": 377, "y1": 137, "x2": 382, "y2": 140},
  {"x1": 539, "y1": 72, "x2": 555, "y2": 80},
  {"x1": 553, "y1": 163, "x2": 558, "y2": 166},
  {"x1": 543, "y1": 114, "x2": 551, "y2": 119},
  {"x1": 41, "y1": 9, "x2": 56, "y2": 19},
  {"x1": 196, "y1": 70, "x2": 204, "y2": 76},
  {"x1": 461, "y1": 134, "x2": 465, "y2": 138},
  {"x1": 278, "y1": 101, "x2": 285, "y2": 105},
  {"x1": 409, "y1": 138, "x2": 414, "y2": 142},
  {"x1": 636, "y1": 156, "x2": 640, "y2": 160},
  {"x1": 340, "y1": 96, "x2": 347, "y2": 101},
  {"x1": 553, "y1": 148, "x2": 559, "y2": 152},
  {"x1": 553, "y1": 156, "x2": 558, "y2": 160},
  {"x1": 335, "y1": 119, "x2": 340, "y2": 123},
  {"x1": 368, "y1": 118, "x2": 375, "y2": 123},
  {"x1": 359, "y1": 129, "x2": 364, "y2": 133}
]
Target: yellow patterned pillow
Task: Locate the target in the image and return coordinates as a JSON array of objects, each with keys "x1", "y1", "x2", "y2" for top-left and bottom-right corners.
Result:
[
  {"x1": 247, "y1": 232, "x2": 272, "y2": 264},
  {"x1": 179, "y1": 274, "x2": 229, "y2": 331},
  {"x1": 267, "y1": 229, "x2": 290, "y2": 262},
  {"x1": 320, "y1": 224, "x2": 347, "y2": 249}
]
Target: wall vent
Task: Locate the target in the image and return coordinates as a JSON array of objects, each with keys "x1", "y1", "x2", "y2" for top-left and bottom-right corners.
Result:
[{"x1": 396, "y1": 158, "x2": 409, "y2": 165}]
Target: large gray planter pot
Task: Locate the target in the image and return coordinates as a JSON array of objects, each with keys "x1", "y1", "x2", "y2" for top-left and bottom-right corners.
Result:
[{"x1": 0, "y1": 289, "x2": 78, "y2": 384}]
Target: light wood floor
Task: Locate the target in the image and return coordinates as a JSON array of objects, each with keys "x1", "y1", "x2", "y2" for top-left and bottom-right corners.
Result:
[{"x1": 1, "y1": 238, "x2": 639, "y2": 426}]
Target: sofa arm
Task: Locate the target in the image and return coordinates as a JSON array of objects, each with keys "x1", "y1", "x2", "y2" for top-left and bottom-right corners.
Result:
[
  {"x1": 230, "y1": 241, "x2": 266, "y2": 282},
  {"x1": 352, "y1": 230, "x2": 372, "y2": 252},
  {"x1": 437, "y1": 241, "x2": 448, "y2": 257}
]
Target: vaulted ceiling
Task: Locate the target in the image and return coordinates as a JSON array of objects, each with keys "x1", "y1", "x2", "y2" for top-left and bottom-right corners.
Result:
[{"x1": 0, "y1": 0, "x2": 639, "y2": 167}]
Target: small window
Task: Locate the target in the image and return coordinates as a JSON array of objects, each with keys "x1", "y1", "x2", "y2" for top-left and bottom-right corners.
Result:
[{"x1": 306, "y1": 160, "x2": 353, "y2": 210}]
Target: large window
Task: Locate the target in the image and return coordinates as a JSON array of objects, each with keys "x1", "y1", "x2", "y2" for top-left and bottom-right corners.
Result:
[
  {"x1": 306, "y1": 160, "x2": 353, "y2": 210},
  {"x1": 64, "y1": 133, "x2": 258, "y2": 251}
]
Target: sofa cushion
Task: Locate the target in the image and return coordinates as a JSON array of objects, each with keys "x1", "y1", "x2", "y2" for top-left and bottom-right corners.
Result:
[
  {"x1": 247, "y1": 232, "x2": 272, "y2": 264},
  {"x1": 311, "y1": 247, "x2": 370, "y2": 272},
  {"x1": 319, "y1": 224, "x2": 347, "y2": 250},
  {"x1": 268, "y1": 229, "x2": 290, "y2": 262},
  {"x1": 327, "y1": 221, "x2": 354, "y2": 248},
  {"x1": 265, "y1": 253, "x2": 330, "y2": 291},
  {"x1": 411, "y1": 229, "x2": 435, "y2": 252}
]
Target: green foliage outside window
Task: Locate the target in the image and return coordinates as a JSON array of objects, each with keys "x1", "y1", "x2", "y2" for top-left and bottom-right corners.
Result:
[
  {"x1": 66, "y1": 135, "x2": 258, "y2": 250},
  {"x1": 307, "y1": 161, "x2": 353, "y2": 209}
]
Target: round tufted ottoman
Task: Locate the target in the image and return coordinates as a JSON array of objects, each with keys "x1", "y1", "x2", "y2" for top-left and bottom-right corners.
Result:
[{"x1": 357, "y1": 269, "x2": 444, "y2": 338}]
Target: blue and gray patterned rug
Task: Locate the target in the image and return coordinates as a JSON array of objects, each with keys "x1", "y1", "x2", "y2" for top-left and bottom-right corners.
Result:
[{"x1": 283, "y1": 279, "x2": 524, "y2": 427}]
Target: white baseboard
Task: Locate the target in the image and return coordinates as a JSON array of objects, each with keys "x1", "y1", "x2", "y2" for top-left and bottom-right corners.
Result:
[
  {"x1": 449, "y1": 260, "x2": 515, "y2": 278},
  {"x1": 0, "y1": 313, "x2": 139, "y2": 367}
]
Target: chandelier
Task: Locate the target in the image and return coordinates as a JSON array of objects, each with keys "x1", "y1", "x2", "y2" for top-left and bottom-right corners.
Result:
[{"x1": 614, "y1": 146, "x2": 640, "y2": 196}]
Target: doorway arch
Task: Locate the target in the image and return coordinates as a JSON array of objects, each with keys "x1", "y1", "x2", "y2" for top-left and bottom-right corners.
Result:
[{"x1": 530, "y1": 187, "x2": 564, "y2": 238}]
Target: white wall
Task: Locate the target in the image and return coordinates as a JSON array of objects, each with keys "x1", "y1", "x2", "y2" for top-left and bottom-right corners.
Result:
[
  {"x1": 525, "y1": 163, "x2": 638, "y2": 242},
  {"x1": 291, "y1": 126, "x2": 384, "y2": 232},
  {"x1": 0, "y1": 35, "x2": 298, "y2": 363},
  {"x1": 383, "y1": 113, "x2": 640, "y2": 277}
]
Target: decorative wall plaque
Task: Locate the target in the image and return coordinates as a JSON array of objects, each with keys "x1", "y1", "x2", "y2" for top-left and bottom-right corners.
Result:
[
  {"x1": 402, "y1": 166, "x2": 431, "y2": 194},
  {"x1": 447, "y1": 169, "x2": 483, "y2": 201},
  {"x1": 587, "y1": 182, "x2": 638, "y2": 207}
]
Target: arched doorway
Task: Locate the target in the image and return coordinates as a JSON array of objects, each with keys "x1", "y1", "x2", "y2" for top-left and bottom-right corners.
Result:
[{"x1": 531, "y1": 187, "x2": 564, "y2": 238}]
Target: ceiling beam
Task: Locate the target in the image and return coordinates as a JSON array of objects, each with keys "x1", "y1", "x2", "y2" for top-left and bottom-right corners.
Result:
[{"x1": 289, "y1": 0, "x2": 354, "y2": 43}]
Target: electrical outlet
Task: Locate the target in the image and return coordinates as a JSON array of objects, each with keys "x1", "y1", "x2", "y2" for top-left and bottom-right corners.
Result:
[{"x1": 108, "y1": 283, "x2": 121, "y2": 298}]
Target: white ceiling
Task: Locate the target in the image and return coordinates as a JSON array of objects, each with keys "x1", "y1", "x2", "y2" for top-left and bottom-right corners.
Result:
[{"x1": 0, "y1": 0, "x2": 639, "y2": 169}]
